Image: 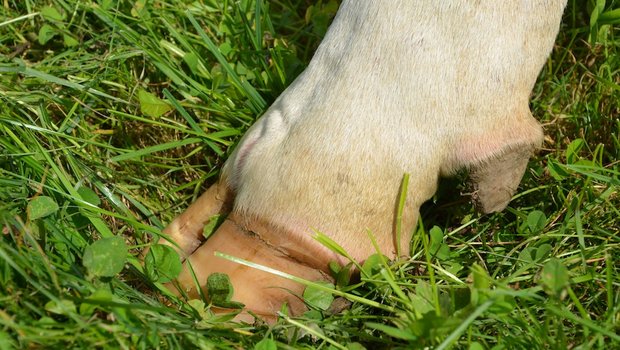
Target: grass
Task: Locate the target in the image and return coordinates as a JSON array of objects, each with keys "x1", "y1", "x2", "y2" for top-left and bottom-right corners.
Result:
[{"x1": 0, "y1": 0, "x2": 618, "y2": 348}]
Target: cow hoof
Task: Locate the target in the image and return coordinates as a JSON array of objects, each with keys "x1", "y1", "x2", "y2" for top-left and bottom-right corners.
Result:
[{"x1": 166, "y1": 212, "x2": 335, "y2": 323}]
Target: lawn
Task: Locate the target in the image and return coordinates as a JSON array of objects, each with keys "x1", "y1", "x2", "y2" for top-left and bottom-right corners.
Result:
[{"x1": 0, "y1": 0, "x2": 618, "y2": 349}]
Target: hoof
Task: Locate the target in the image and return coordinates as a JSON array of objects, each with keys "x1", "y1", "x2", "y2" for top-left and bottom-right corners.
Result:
[{"x1": 167, "y1": 213, "x2": 334, "y2": 322}]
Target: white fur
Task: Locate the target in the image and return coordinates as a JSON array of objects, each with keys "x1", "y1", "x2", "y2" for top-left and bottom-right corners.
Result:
[{"x1": 221, "y1": 0, "x2": 567, "y2": 261}]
